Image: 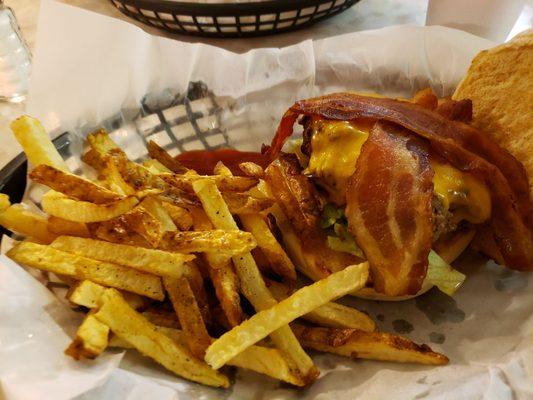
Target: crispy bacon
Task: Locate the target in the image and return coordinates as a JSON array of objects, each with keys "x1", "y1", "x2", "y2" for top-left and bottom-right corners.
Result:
[
  {"x1": 345, "y1": 122, "x2": 434, "y2": 296},
  {"x1": 266, "y1": 93, "x2": 533, "y2": 271}
]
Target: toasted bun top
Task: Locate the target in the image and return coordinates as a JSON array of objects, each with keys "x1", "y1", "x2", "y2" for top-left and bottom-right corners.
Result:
[{"x1": 453, "y1": 30, "x2": 533, "y2": 198}]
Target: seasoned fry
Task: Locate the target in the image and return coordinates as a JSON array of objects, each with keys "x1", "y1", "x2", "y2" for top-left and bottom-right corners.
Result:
[
  {"x1": 205, "y1": 262, "x2": 369, "y2": 369},
  {"x1": 139, "y1": 196, "x2": 176, "y2": 232},
  {"x1": 240, "y1": 213, "x2": 296, "y2": 281},
  {"x1": 47, "y1": 216, "x2": 90, "y2": 237},
  {"x1": 292, "y1": 325, "x2": 448, "y2": 365},
  {"x1": 268, "y1": 280, "x2": 376, "y2": 331},
  {"x1": 8, "y1": 242, "x2": 165, "y2": 300},
  {"x1": 41, "y1": 190, "x2": 139, "y2": 223},
  {"x1": 223, "y1": 192, "x2": 274, "y2": 214},
  {"x1": 193, "y1": 178, "x2": 318, "y2": 384},
  {"x1": 11, "y1": 115, "x2": 69, "y2": 171},
  {"x1": 213, "y1": 162, "x2": 233, "y2": 176},
  {"x1": 67, "y1": 280, "x2": 106, "y2": 308},
  {"x1": 160, "y1": 201, "x2": 193, "y2": 230},
  {"x1": 51, "y1": 236, "x2": 194, "y2": 278},
  {"x1": 30, "y1": 164, "x2": 122, "y2": 204},
  {"x1": 64, "y1": 313, "x2": 109, "y2": 360},
  {"x1": 0, "y1": 204, "x2": 57, "y2": 243},
  {"x1": 191, "y1": 208, "x2": 243, "y2": 327},
  {"x1": 161, "y1": 173, "x2": 258, "y2": 193},
  {"x1": 147, "y1": 141, "x2": 188, "y2": 174},
  {"x1": 0, "y1": 193, "x2": 10, "y2": 211},
  {"x1": 239, "y1": 162, "x2": 264, "y2": 178},
  {"x1": 94, "y1": 289, "x2": 229, "y2": 388},
  {"x1": 159, "y1": 229, "x2": 256, "y2": 254},
  {"x1": 142, "y1": 159, "x2": 172, "y2": 174},
  {"x1": 164, "y1": 276, "x2": 212, "y2": 359},
  {"x1": 142, "y1": 309, "x2": 181, "y2": 329}
]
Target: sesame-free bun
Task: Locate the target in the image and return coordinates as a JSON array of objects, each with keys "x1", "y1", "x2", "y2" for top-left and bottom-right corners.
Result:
[{"x1": 453, "y1": 29, "x2": 533, "y2": 198}]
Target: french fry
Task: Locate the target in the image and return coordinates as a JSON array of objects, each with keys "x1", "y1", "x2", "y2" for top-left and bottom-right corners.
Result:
[
  {"x1": 191, "y1": 208, "x2": 243, "y2": 327},
  {"x1": 192, "y1": 178, "x2": 318, "y2": 384},
  {"x1": 142, "y1": 309, "x2": 181, "y2": 329},
  {"x1": 0, "y1": 193, "x2": 10, "y2": 211},
  {"x1": 147, "y1": 141, "x2": 188, "y2": 174},
  {"x1": 160, "y1": 201, "x2": 193, "y2": 230},
  {"x1": 164, "y1": 276, "x2": 212, "y2": 359},
  {"x1": 142, "y1": 159, "x2": 173, "y2": 174},
  {"x1": 64, "y1": 313, "x2": 109, "y2": 360},
  {"x1": 223, "y1": 192, "x2": 274, "y2": 215},
  {"x1": 30, "y1": 164, "x2": 122, "y2": 204},
  {"x1": 240, "y1": 213, "x2": 296, "y2": 281},
  {"x1": 213, "y1": 162, "x2": 232, "y2": 176},
  {"x1": 139, "y1": 196, "x2": 176, "y2": 232},
  {"x1": 239, "y1": 162, "x2": 264, "y2": 178},
  {"x1": 267, "y1": 280, "x2": 376, "y2": 332},
  {"x1": 51, "y1": 236, "x2": 194, "y2": 278},
  {"x1": 292, "y1": 325, "x2": 449, "y2": 365},
  {"x1": 8, "y1": 242, "x2": 165, "y2": 300},
  {"x1": 181, "y1": 260, "x2": 212, "y2": 326},
  {"x1": 47, "y1": 216, "x2": 90, "y2": 237},
  {"x1": 204, "y1": 262, "x2": 369, "y2": 369},
  {"x1": 41, "y1": 190, "x2": 139, "y2": 223},
  {"x1": 0, "y1": 204, "x2": 57, "y2": 243},
  {"x1": 67, "y1": 280, "x2": 106, "y2": 308},
  {"x1": 11, "y1": 115, "x2": 69, "y2": 171},
  {"x1": 159, "y1": 230, "x2": 256, "y2": 255},
  {"x1": 94, "y1": 289, "x2": 229, "y2": 388},
  {"x1": 160, "y1": 173, "x2": 258, "y2": 193}
]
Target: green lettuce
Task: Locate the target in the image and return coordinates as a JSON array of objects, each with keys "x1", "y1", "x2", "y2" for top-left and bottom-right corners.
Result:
[{"x1": 425, "y1": 250, "x2": 466, "y2": 296}]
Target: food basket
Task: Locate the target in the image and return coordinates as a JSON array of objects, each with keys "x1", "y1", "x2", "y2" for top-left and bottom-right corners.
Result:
[{"x1": 109, "y1": 0, "x2": 360, "y2": 38}]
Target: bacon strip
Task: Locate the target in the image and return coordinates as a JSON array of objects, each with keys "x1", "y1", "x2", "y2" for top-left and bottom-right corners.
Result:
[
  {"x1": 345, "y1": 122, "x2": 434, "y2": 296},
  {"x1": 267, "y1": 93, "x2": 533, "y2": 271}
]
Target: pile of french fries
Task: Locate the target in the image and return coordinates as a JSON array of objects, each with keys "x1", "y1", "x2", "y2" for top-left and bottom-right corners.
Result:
[{"x1": 0, "y1": 116, "x2": 448, "y2": 389}]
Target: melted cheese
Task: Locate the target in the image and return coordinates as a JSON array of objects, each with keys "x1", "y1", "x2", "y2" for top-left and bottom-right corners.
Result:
[{"x1": 306, "y1": 120, "x2": 491, "y2": 224}]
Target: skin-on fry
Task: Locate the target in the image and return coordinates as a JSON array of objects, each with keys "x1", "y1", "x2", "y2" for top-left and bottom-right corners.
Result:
[
  {"x1": 67, "y1": 280, "x2": 106, "y2": 308},
  {"x1": 41, "y1": 190, "x2": 139, "y2": 223},
  {"x1": 0, "y1": 193, "x2": 10, "y2": 211},
  {"x1": 142, "y1": 159, "x2": 173, "y2": 174},
  {"x1": 8, "y1": 242, "x2": 165, "y2": 300},
  {"x1": 159, "y1": 230, "x2": 256, "y2": 254},
  {"x1": 47, "y1": 216, "x2": 90, "y2": 237},
  {"x1": 191, "y1": 208, "x2": 243, "y2": 327},
  {"x1": 142, "y1": 309, "x2": 181, "y2": 329},
  {"x1": 292, "y1": 324, "x2": 449, "y2": 365},
  {"x1": 164, "y1": 276, "x2": 212, "y2": 359},
  {"x1": 159, "y1": 201, "x2": 193, "y2": 231},
  {"x1": 160, "y1": 173, "x2": 258, "y2": 194},
  {"x1": 30, "y1": 164, "x2": 122, "y2": 204},
  {"x1": 0, "y1": 204, "x2": 57, "y2": 243},
  {"x1": 94, "y1": 289, "x2": 229, "y2": 388},
  {"x1": 239, "y1": 162, "x2": 264, "y2": 178},
  {"x1": 204, "y1": 262, "x2": 369, "y2": 369},
  {"x1": 147, "y1": 140, "x2": 188, "y2": 174},
  {"x1": 140, "y1": 196, "x2": 177, "y2": 232},
  {"x1": 11, "y1": 115, "x2": 69, "y2": 171},
  {"x1": 240, "y1": 213, "x2": 296, "y2": 281},
  {"x1": 223, "y1": 192, "x2": 274, "y2": 215},
  {"x1": 193, "y1": 178, "x2": 318, "y2": 385},
  {"x1": 120, "y1": 206, "x2": 164, "y2": 247},
  {"x1": 51, "y1": 236, "x2": 195, "y2": 278},
  {"x1": 267, "y1": 280, "x2": 376, "y2": 332},
  {"x1": 64, "y1": 313, "x2": 109, "y2": 360}
]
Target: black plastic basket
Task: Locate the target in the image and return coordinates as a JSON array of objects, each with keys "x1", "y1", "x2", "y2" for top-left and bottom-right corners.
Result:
[{"x1": 109, "y1": 0, "x2": 360, "y2": 38}]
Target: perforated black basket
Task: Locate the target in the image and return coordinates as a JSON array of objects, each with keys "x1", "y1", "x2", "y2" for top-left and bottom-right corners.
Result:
[{"x1": 109, "y1": 0, "x2": 360, "y2": 38}]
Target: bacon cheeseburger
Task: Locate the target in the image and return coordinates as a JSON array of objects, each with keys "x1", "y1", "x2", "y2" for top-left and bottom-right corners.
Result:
[{"x1": 261, "y1": 35, "x2": 532, "y2": 300}]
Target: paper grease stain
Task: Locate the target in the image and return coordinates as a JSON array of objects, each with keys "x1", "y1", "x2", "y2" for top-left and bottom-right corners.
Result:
[
  {"x1": 494, "y1": 269, "x2": 528, "y2": 292},
  {"x1": 429, "y1": 332, "x2": 445, "y2": 344},
  {"x1": 392, "y1": 319, "x2": 414, "y2": 334},
  {"x1": 415, "y1": 288, "x2": 465, "y2": 325}
]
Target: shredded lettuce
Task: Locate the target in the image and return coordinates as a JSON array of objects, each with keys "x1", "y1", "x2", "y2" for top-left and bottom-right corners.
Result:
[
  {"x1": 320, "y1": 204, "x2": 345, "y2": 229},
  {"x1": 326, "y1": 223, "x2": 364, "y2": 259},
  {"x1": 425, "y1": 250, "x2": 466, "y2": 296}
]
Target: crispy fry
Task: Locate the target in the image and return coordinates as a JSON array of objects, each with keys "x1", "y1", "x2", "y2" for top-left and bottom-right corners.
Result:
[
  {"x1": 47, "y1": 216, "x2": 90, "y2": 237},
  {"x1": 147, "y1": 141, "x2": 188, "y2": 174},
  {"x1": 239, "y1": 162, "x2": 264, "y2": 178},
  {"x1": 292, "y1": 325, "x2": 448, "y2": 365},
  {"x1": 142, "y1": 309, "x2": 181, "y2": 329},
  {"x1": 30, "y1": 164, "x2": 122, "y2": 204},
  {"x1": 0, "y1": 204, "x2": 57, "y2": 243},
  {"x1": 159, "y1": 230, "x2": 256, "y2": 254},
  {"x1": 223, "y1": 192, "x2": 274, "y2": 215},
  {"x1": 8, "y1": 242, "x2": 165, "y2": 300},
  {"x1": 160, "y1": 201, "x2": 193, "y2": 230},
  {"x1": 240, "y1": 213, "x2": 296, "y2": 281},
  {"x1": 161, "y1": 173, "x2": 258, "y2": 193},
  {"x1": 41, "y1": 190, "x2": 139, "y2": 223},
  {"x1": 11, "y1": 115, "x2": 69, "y2": 171},
  {"x1": 94, "y1": 289, "x2": 229, "y2": 388},
  {"x1": 142, "y1": 159, "x2": 173, "y2": 174},
  {"x1": 181, "y1": 260, "x2": 212, "y2": 326},
  {"x1": 164, "y1": 276, "x2": 212, "y2": 359},
  {"x1": 213, "y1": 162, "x2": 233, "y2": 176},
  {"x1": 193, "y1": 178, "x2": 317, "y2": 384},
  {"x1": 51, "y1": 236, "x2": 194, "y2": 278},
  {"x1": 139, "y1": 196, "x2": 176, "y2": 232},
  {"x1": 64, "y1": 313, "x2": 109, "y2": 360},
  {"x1": 0, "y1": 193, "x2": 10, "y2": 211},
  {"x1": 67, "y1": 280, "x2": 106, "y2": 308},
  {"x1": 192, "y1": 208, "x2": 243, "y2": 327},
  {"x1": 205, "y1": 262, "x2": 369, "y2": 369},
  {"x1": 267, "y1": 280, "x2": 376, "y2": 331}
]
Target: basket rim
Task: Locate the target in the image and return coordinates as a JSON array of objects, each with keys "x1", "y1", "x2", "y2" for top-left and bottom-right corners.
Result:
[{"x1": 113, "y1": 0, "x2": 344, "y2": 15}]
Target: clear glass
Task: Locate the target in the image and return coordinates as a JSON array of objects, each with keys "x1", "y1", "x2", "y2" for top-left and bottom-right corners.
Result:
[{"x1": 0, "y1": 1, "x2": 31, "y2": 103}]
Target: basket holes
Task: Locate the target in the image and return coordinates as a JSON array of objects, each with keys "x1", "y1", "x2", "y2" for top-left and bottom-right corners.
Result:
[
  {"x1": 280, "y1": 11, "x2": 297, "y2": 19},
  {"x1": 318, "y1": 2, "x2": 334, "y2": 12},
  {"x1": 260, "y1": 13, "x2": 276, "y2": 22},
  {"x1": 300, "y1": 7, "x2": 316, "y2": 16}
]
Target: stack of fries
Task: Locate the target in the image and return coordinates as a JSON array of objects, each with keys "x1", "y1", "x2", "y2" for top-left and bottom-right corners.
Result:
[{"x1": 0, "y1": 116, "x2": 448, "y2": 388}]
